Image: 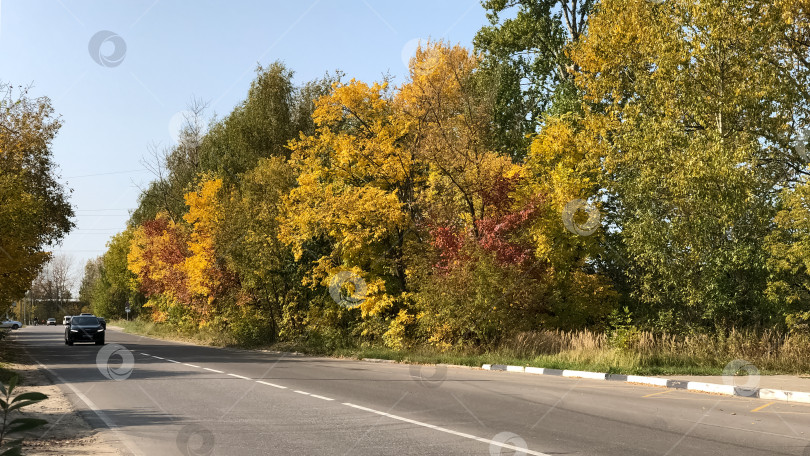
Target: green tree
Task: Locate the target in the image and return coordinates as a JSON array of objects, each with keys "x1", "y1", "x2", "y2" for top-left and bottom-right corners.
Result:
[
  {"x1": 569, "y1": 0, "x2": 809, "y2": 329},
  {"x1": 767, "y1": 177, "x2": 810, "y2": 329},
  {"x1": 219, "y1": 156, "x2": 309, "y2": 343},
  {"x1": 87, "y1": 229, "x2": 140, "y2": 319},
  {"x1": 199, "y1": 63, "x2": 335, "y2": 181},
  {"x1": 0, "y1": 84, "x2": 74, "y2": 311},
  {"x1": 474, "y1": 0, "x2": 594, "y2": 157}
]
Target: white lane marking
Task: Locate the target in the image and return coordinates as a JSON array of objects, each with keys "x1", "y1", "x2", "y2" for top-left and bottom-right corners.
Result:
[
  {"x1": 152, "y1": 356, "x2": 164, "y2": 360},
  {"x1": 184, "y1": 363, "x2": 200, "y2": 368},
  {"x1": 140, "y1": 353, "x2": 150, "y2": 356},
  {"x1": 67, "y1": 331, "x2": 542, "y2": 454},
  {"x1": 29, "y1": 359, "x2": 143, "y2": 456},
  {"x1": 342, "y1": 403, "x2": 550, "y2": 456},
  {"x1": 166, "y1": 359, "x2": 181, "y2": 364}
]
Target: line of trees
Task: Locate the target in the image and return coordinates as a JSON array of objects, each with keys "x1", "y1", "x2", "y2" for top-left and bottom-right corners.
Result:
[{"x1": 82, "y1": 0, "x2": 810, "y2": 348}]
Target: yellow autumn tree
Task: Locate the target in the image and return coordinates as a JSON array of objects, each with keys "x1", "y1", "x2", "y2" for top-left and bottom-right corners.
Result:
[
  {"x1": 281, "y1": 78, "x2": 416, "y2": 318},
  {"x1": 183, "y1": 177, "x2": 225, "y2": 304},
  {"x1": 398, "y1": 41, "x2": 519, "y2": 237}
]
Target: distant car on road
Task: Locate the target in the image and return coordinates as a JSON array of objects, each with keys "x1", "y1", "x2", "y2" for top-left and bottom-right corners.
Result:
[
  {"x1": 63, "y1": 316, "x2": 71, "y2": 325},
  {"x1": 65, "y1": 315, "x2": 105, "y2": 346},
  {"x1": 46, "y1": 318, "x2": 57, "y2": 326},
  {"x1": 0, "y1": 319, "x2": 21, "y2": 330}
]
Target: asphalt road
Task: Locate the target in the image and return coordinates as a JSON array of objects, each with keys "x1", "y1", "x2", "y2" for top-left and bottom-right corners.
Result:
[{"x1": 12, "y1": 325, "x2": 810, "y2": 455}]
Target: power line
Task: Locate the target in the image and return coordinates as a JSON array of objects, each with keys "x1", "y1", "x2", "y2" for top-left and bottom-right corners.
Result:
[
  {"x1": 65, "y1": 169, "x2": 149, "y2": 179},
  {"x1": 75, "y1": 209, "x2": 132, "y2": 212}
]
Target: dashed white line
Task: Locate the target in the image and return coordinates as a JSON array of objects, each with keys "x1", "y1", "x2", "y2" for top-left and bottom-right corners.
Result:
[
  {"x1": 127, "y1": 351, "x2": 545, "y2": 454},
  {"x1": 342, "y1": 403, "x2": 550, "y2": 456}
]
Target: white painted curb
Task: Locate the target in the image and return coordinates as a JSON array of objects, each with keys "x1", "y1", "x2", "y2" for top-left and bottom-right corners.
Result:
[
  {"x1": 479, "y1": 364, "x2": 810, "y2": 404},
  {"x1": 758, "y1": 389, "x2": 810, "y2": 404},
  {"x1": 562, "y1": 370, "x2": 607, "y2": 380},
  {"x1": 686, "y1": 382, "x2": 735, "y2": 395}
]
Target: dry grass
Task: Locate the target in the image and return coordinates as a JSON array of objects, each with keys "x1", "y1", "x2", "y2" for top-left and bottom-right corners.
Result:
[
  {"x1": 111, "y1": 319, "x2": 237, "y2": 346},
  {"x1": 497, "y1": 329, "x2": 810, "y2": 375},
  {"x1": 113, "y1": 318, "x2": 810, "y2": 376}
]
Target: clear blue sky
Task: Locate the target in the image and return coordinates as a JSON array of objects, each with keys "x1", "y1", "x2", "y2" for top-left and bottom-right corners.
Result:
[{"x1": 0, "y1": 0, "x2": 489, "y2": 278}]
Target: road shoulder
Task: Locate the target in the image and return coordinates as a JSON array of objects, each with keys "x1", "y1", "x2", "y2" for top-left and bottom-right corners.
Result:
[{"x1": 7, "y1": 337, "x2": 120, "y2": 456}]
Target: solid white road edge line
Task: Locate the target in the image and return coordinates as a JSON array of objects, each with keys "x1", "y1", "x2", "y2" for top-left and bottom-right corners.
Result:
[
  {"x1": 30, "y1": 359, "x2": 143, "y2": 456},
  {"x1": 342, "y1": 403, "x2": 551, "y2": 456}
]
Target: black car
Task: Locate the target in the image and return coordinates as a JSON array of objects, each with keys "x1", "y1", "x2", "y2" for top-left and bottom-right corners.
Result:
[{"x1": 65, "y1": 315, "x2": 105, "y2": 346}]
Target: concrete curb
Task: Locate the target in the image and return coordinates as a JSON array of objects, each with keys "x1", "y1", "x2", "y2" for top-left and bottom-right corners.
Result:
[
  {"x1": 481, "y1": 364, "x2": 810, "y2": 404},
  {"x1": 361, "y1": 358, "x2": 396, "y2": 363}
]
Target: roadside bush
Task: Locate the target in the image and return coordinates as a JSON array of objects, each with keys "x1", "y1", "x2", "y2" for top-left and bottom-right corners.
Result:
[
  {"x1": 226, "y1": 306, "x2": 276, "y2": 347},
  {"x1": 415, "y1": 248, "x2": 546, "y2": 349},
  {"x1": 607, "y1": 306, "x2": 641, "y2": 351}
]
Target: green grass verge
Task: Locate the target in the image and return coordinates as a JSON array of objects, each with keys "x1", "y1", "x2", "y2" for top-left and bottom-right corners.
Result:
[{"x1": 0, "y1": 330, "x2": 20, "y2": 383}]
